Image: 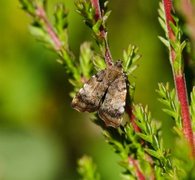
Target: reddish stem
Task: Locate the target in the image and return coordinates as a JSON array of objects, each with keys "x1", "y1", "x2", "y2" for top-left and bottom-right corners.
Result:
[
  {"x1": 91, "y1": 0, "x2": 101, "y2": 20},
  {"x1": 36, "y1": 6, "x2": 62, "y2": 51},
  {"x1": 163, "y1": 0, "x2": 175, "y2": 41},
  {"x1": 175, "y1": 75, "x2": 194, "y2": 154},
  {"x1": 126, "y1": 105, "x2": 140, "y2": 132},
  {"x1": 90, "y1": 0, "x2": 113, "y2": 66},
  {"x1": 128, "y1": 157, "x2": 145, "y2": 180},
  {"x1": 162, "y1": 0, "x2": 195, "y2": 155}
]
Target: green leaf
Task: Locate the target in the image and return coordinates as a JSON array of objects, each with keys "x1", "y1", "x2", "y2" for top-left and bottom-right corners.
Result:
[
  {"x1": 122, "y1": 44, "x2": 141, "y2": 74},
  {"x1": 190, "y1": 86, "x2": 195, "y2": 131},
  {"x1": 92, "y1": 55, "x2": 106, "y2": 71},
  {"x1": 79, "y1": 42, "x2": 94, "y2": 79},
  {"x1": 157, "y1": 83, "x2": 182, "y2": 129},
  {"x1": 102, "y1": 10, "x2": 112, "y2": 27},
  {"x1": 145, "y1": 149, "x2": 163, "y2": 159},
  {"x1": 54, "y1": 3, "x2": 69, "y2": 46},
  {"x1": 158, "y1": 36, "x2": 170, "y2": 48},
  {"x1": 92, "y1": 19, "x2": 103, "y2": 35},
  {"x1": 152, "y1": 135, "x2": 160, "y2": 150},
  {"x1": 77, "y1": 155, "x2": 101, "y2": 180},
  {"x1": 158, "y1": 2, "x2": 168, "y2": 36},
  {"x1": 29, "y1": 24, "x2": 46, "y2": 38},
  {"x1": 136, "y1": 133, "x2": 152, "y2": 143},
  {"x1": 163, "y1": 109, "x2": 178, "y2": 118},
  {"x1": 54, "y1": 3, "x2": 68, "y2": 30},
  {"x1": 75, "y1": 0, "x2": 95, "y2": 28},
  {"x1": 19, "y1": 0, "x2": 36, "y2": 16},
  {"x1": 29, "y1": 24, "x2": 53, "y2": 47}
]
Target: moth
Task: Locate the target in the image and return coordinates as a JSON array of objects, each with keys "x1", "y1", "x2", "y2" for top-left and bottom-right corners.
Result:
[{"x1": 71, "y1": 61, "x2": 127, "y2": 128}]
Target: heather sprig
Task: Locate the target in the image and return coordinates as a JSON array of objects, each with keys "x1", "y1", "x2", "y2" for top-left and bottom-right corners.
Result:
[
  {"x1": 77, "y1": 155, "x2": 101, "y2": 180},
  {"x1": 75, "y1": 0, "x2": 113, "y2": 66},
  {"x1": 157, "y1": 83, "x2": 182, "y2": 130},
  {"x1": 19, "y1": 0, "x2": 195, "y2": 179},
  {"x1": 159, "y1": 0, "x2": 194, "y2": 155}
]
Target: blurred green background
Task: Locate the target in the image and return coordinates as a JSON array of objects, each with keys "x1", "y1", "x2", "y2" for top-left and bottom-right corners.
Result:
[{"x1": 0, "y1": 0, "x2": 175, "y2": 179}]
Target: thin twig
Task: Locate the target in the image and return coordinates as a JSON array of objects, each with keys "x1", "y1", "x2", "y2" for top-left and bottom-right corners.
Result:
[
  {"x1": 90, "y1": 0, "x2": 113, "y2": 66},
  {"x1": 162, "y1": 0, "x2": 195, "y2": 156},
  {"x1": 125, "y1": 105, "x2": 140, "y2": 132},
  {"x1": 128, "y1": 157, "x2": 145, "y2": 180},
  {"x1": 36, "y1": 6, "x2": 62, "y2": 51}
]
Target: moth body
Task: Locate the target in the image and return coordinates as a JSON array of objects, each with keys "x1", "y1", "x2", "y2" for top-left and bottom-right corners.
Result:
[{"x1": 71, "y1": 61, "x2": 127, "y2": 128}]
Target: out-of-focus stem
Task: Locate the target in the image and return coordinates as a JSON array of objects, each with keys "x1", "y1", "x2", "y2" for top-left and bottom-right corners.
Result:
[
  {"x1": 35, "y1": 4, "x2": 79, "y2": 80},
  {"x1": 125, "y1": 105, "x2": 140, "y2": 132},
  {"x1": 91, "y1": 0, "x2": 101, "y2": 20},
  {"x1": 90, "y1": 0, "x2": 113, "y2": 66},
  {"x1": 162, "y1": 0, "x2": 195, "y2": 156},
  {"x1": 180, "y1": 0, "x2": 195, "y2": 41},
  {"x1": 36, "y1": 6, "x2": 62, "y2": 51},
  {"x1": 128, "y1": 157, "x2": 145, "y2": 180}
]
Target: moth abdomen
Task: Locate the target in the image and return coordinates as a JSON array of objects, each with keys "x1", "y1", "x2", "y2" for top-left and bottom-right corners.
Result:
[{"x1": 98, "y1": 108, "x2": 122, "y2": 127}]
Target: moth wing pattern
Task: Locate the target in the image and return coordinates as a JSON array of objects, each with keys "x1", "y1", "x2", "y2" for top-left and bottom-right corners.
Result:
[
  {"x1": 98, "y1": 73, "x2": 127, "y2": 127},
  {"x1": 71, "y1": 70, "x2": 108, "y2": 112}
]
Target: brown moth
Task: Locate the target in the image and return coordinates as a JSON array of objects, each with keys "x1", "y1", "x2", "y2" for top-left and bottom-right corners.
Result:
[{"x1": 71, "y1": 61, "x2": 127, "y2": 128}]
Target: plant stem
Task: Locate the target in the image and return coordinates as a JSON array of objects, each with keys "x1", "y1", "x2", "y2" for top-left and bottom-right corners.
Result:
[
  {"x1": 90, "y1": 0, "x2": 113, "y2": 66},
  {"x1": 90, "y1": 1, "x2": 146, "y2": 177},
  {"x1": 162, "y1": 0, "x2": 195, "y2": 156},
  {"x1": 35, "y1": 4, "x2": 79, "y2": 80},
  {"x1": 36, "y1": 5, "x2": 62, "y2": 51},
  {"x1": 91, "y1": 0, "x2": 101, "y2": 20},
  {"x1": 128, "y1": 157, "x2": 145, "y2": 180},
  {"x1": 125, "y1": 105, "x2": 140, "y2": 132},
  {"x1": 90, "y1": 0, "x2": 140, "y2": 132}
]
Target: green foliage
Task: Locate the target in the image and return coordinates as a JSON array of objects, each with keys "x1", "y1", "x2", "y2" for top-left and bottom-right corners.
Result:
[
  {"x1": 190, "y1": 87, "x2": 195, "y2": 131},
  {"x1": 92, "y1": 54, "x2": 106, "y2": 71},
  {"x1": 20, "y1": 0, "x2": 57, "y2": 49},
  {"x1": 77, "y1": 155, "x2": 100, "y2": 180},
  {"x1": 54, "y1": 3, "x2": 68, "y2": 41},
  {"x1": 75, "y1": 0, "x2": 96, "y2": 28},
  {"x1": 102, "y1": 124, "x2": 151, "y2": 179},
  {"x1": 19, "y1": 0, "x2": 37, "y2": 16},
  {"x1": 69, "y1": 42, "x2": 95, "y2": 96},
  {"x1": 158, "y1": 2, "x2": 186, "y2": 75},
  {"x1": 20, "y1": 0, "x2": 77, "y2": 78},
  {"x1": 20, "y1": 0, "x2": 96, "y2": 97},
  {"x1": 75, "y1": 0, "x2": 111, "y2": 58},
  {"x1": 99, "y1": 104, "x2": 176, "y2": 179},
  {"x1": 170, "y1": 21, "x2": 186, "y2": 75},
  {"x1": 133, "y1": 104, "x2": 175, "y2": 178},
  {"x1": 19, "y1": 0, "x2": 195, "y2": 179},
  {"x1": 156, "y1": 83, "x2": 182, "y2": 130},
  {"x1": 75, "y1": 0, "x2": 110, "y2": 37},
  {"x1": 122, "y1": 44, "x2": 141, "y2": 100},
  {"x1": 158, "y1": 2, "x2": 170, "y2": 51},
  {"x1": 122, "y1": 44, "x2": 141, "y2": 75},
  {"x1": 79, "y1": 42, "x2": 94, "y2": 79}
]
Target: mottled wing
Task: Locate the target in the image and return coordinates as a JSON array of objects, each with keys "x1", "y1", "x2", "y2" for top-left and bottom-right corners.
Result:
[
  {"x1": 98, "y1": 73, "x2": 127, "y2": 127},
  {"x1": 71, "y1": 70, "x2": 108, "y2": 112}
]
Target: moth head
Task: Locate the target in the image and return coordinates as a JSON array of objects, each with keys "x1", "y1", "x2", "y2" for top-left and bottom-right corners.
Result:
[
  {"x1": 114, "y1": 60, "x2": 123, "y2": 69},
  {"x1": 108, "y1": 60, "x2": 123, "y2": 74}
]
